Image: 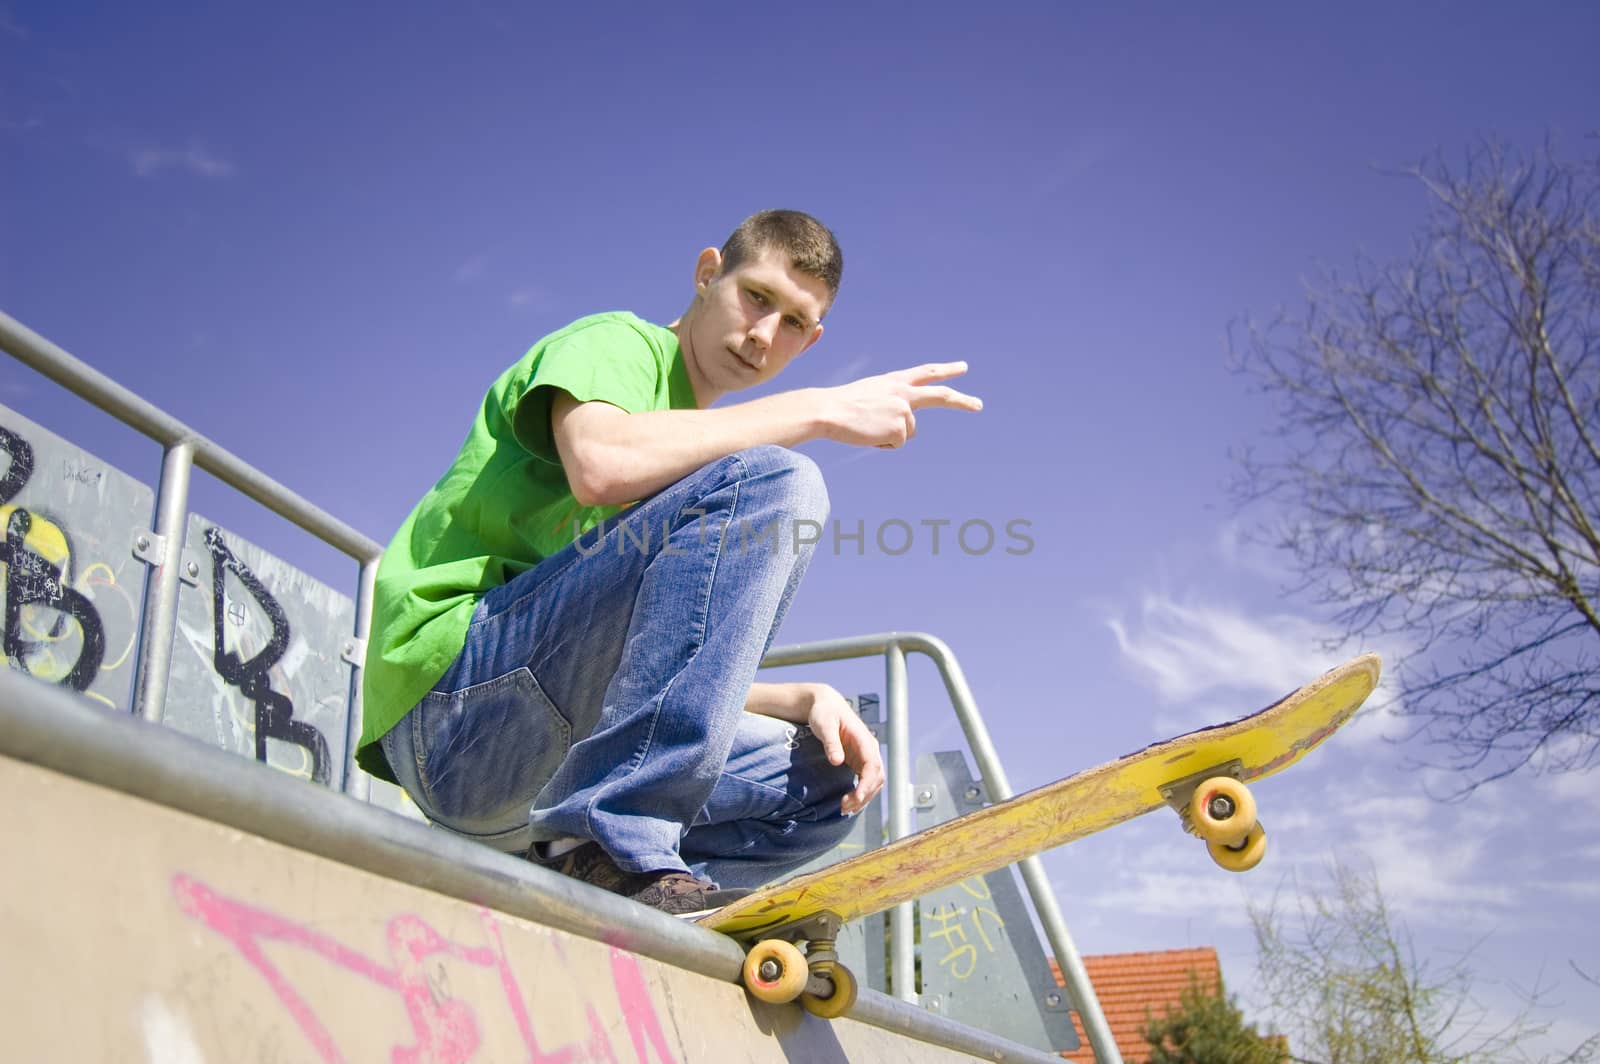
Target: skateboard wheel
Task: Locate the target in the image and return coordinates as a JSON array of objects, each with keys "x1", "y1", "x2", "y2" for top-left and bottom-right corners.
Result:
[
  {"x1": 1207, "y1": 821, "x2": 1267, "y2": 872},
  {"x1": 743, "y1": 940, "x2": 809, "y2": 1003},
  {"x1": 801, "y1": 963, "x2": 858, "y2": 1019},
  {"x1": 1188, "y1": 777, "x2": 1257, "y2": 846}
]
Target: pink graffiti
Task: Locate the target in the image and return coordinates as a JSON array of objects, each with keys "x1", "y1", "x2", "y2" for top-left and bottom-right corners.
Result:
[{"x1": 172, "y1": 874, "x2": 678, "y2": 1064}]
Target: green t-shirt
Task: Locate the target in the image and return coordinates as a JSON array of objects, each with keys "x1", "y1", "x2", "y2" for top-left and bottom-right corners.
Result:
[{"x1": 357, "y1": 311, "x2": 696, "y2": 780}]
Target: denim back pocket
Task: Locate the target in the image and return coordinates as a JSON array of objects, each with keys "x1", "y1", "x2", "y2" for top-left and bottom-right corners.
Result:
[{"x1": 412, "y1": 667, "x2": 571, "y2": 830}]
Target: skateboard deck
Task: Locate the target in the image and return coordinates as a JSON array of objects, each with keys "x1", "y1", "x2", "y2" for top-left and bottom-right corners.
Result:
[{"x1": 702, "y1": 654, "x2": 1380, "y2": 1010}]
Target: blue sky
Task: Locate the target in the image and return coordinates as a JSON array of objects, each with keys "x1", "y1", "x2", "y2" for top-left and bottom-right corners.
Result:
[{"x1": 5, "y1": 1, "x2": 1599, "y2": 1054}]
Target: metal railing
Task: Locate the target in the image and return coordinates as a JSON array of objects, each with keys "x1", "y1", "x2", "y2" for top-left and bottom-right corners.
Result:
[
  {"x1": 2, "y1": 309, "x2": 1118, "y2": 1061},
  {"x1": 1, "y1": 309, "x2": 383, "y2": 794}
]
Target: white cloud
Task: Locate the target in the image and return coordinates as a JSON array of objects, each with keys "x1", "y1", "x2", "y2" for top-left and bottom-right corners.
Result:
[
  {"x1": 130, "y1": 142, "x2": 236, "y2": 179},
  {"x1": 1109, "y1": 590, "x2": 1412, "y2": 743},
  {"x1": 1215, "y1": 521, "x2": 1304, "y2": 585},
  {"x1": 1530, "y1": 878, "x2": 1600, "y2": 902},
  {"x1": 819, "y1": 353, "x2": 873, "y2": 388},
  {"x1": 507, "y1": 285, "x2": 554, "y2": 311},
  {"x1": 1081, "y1": 755, "x2": 1522, "y2": 936},
  {"x1": 1102, "y1": 868, "x2": 1257, "y2": 927},
  {"x1": 1035, "y1": 130, "x2": 1125, "y2": 197},
  {"x1": 453, "y1": 254, "x2": 488, "y2": 284},
  {"x1": 1107, "y1": 593, "x2": 1336, "y2": 701},
  {"x1": 1539, "y1": 768, "x2": 1600, "y2": 803}
]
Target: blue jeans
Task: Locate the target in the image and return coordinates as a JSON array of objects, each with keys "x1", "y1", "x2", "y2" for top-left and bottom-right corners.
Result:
[{"x1": 380, "y1": 446, "x2": 857, "y2": 888}]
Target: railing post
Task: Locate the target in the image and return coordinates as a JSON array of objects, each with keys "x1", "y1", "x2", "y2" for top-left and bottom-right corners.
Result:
[
  {"x1": 883, "y1": 641, "x2": 916, "y2": 1002},
  {"x1": 342, "y1": 556, "x2": 379, "y2": 797},
  {"x1": 132, "y1": 440, "x2": 195, "y2": 724}
]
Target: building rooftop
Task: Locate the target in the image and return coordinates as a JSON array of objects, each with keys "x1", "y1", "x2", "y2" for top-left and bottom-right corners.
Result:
[{"x1": 1053, "y1": 947, "x2": 1222, "y2": 1063}]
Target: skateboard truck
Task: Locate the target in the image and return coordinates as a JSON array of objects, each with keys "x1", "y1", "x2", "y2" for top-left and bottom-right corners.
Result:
[
  {"x1": 1157, "y1": 758, "x2": 1269, "y2": 872},
  {"x1": 738, "y1": 911, "x2": 858, "y2": 1016}
]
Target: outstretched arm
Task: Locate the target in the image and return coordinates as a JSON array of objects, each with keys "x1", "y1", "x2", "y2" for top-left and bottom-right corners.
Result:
[{"x1": 551, "y1": 362, "x2": 982, "y2": 507}]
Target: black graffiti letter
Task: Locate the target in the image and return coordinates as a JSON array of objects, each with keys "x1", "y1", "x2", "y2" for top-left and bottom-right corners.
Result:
[
  {"x1": 0, "y1": 428, "x2": 106, "y2": 691},
  {"x1": 204, "y1": 527, "x2": 331, "y2": 785},
  {"x1": 0, "y1": 426, "x2": 33, "y2": 505}
]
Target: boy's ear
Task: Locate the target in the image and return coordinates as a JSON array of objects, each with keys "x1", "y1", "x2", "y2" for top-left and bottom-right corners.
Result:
[
  {"x1": 798, "y1": 322, "x2": 824, "y2": 355},
  {"x1": 694, "y1": 247, "x2": 722, "y2": 290}
]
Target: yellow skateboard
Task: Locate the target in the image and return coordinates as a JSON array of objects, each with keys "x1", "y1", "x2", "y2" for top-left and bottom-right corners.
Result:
[{"x1": 701, "y1": 653, "x2": 1381, "y2": 1016}]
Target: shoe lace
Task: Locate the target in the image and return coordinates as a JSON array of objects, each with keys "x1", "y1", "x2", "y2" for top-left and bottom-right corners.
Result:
[{"x1": 651, "y1": 872, "x2": 713, "y2": 897}]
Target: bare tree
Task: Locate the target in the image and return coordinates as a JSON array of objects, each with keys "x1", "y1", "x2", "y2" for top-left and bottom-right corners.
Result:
[
  {"x1": 1250, "y1": 859, "x2": 1598, "y2": 1064},
  {"x1": 1233, "y1": 139, "x2": 1600, "y2": 789}
]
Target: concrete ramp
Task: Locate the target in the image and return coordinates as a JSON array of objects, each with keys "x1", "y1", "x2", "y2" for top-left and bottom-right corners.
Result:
[
  {"x1": 3, "y1": 754, "x2": 997, "y2": 1063},
  {"x1": 0, "y1": 670, "x2": 1068, "y2": 1064}
]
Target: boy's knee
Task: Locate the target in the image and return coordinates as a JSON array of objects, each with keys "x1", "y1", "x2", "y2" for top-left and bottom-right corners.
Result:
[{"x1": 734, "y1": 445, "x2": 829, "y2": 525}]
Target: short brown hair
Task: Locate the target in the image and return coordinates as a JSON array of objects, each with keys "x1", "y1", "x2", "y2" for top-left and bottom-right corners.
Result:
[{"x1": 720, "y1": 210, "x2": 843, "y2": 313}]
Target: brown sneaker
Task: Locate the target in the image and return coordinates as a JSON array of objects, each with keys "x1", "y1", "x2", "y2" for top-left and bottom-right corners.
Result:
[
  {"x1": 529, "y1": 841, "x2": 655, "y2": 895},
  {"x1": 631, "y1": 871, "x2": 750, "y2": 918},
  {"x1": 530, "y1": 841, "x2": 749, "y2": 917}
]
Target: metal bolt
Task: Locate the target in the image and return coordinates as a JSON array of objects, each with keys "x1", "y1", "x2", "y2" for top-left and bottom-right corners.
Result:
[
  {"x1": 185, "y1": 560, "x2": 200, "y2": 578},
  {"x1": 916, "y1": 787, "x2": 934, "y2": 803},
  {"x1": 964, "y1": 785, "x2": 981, "y2": 801},
  {"x1": 929, "y1": 999, "x2": 941, "y2": 1011},
  {"x1": 1046, "y1": 992, "x2": 1062, "y2": 1008},
  {"x1": 759, "y1": 959, "x2": 781, "y2": 982},
  {"x1": 1208, "y1": 794, "x2": 1236, "y2": 820},
  {"x1": 136, "y1": 535, "x2": 150, "y2": 551}
]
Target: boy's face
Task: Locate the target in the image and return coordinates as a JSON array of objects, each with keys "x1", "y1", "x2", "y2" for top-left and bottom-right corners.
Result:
[{"x1": 684, "y1": 244, "x2": 827, "y2": 401}]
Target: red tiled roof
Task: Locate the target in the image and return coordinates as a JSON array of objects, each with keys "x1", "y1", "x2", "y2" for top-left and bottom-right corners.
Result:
[{"x1": 1051, "y1": 947, "x2": 1221, "y2": 1063}]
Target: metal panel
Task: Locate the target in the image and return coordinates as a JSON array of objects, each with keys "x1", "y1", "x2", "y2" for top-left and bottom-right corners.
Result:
[
  {"x1": 915, "y1": 751, "x2": 1079, "y2": 1052},
  {"x1": 0, "y1": 404, "x2": 152, "y2": 713},
  {"x1": 165, "y1": 516, "x2": 354, "y2": 788}
]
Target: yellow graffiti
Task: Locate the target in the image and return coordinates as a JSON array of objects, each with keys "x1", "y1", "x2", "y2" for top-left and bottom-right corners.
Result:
[
  {"x1": 0, "y1": 504, "x2": 69, "y2": 565},
  {"x1": 957, "y1": 877, "x2": 993, "y2": 901},
  {"x1": 4, "y1": 505, "x2": 77, "y2": 650},
  {"x1": 2, "y1": 522, "x2": 138, "y2": 684},
  {"x1": 81, "y1": 562, "x2": 137, "y2": 671},
  {"x1": 925, "y1": 904, "x2": 977, "y2": 979},
  {"x1": 924, "y1": 877, "x2": 1007, "y2": 980}
]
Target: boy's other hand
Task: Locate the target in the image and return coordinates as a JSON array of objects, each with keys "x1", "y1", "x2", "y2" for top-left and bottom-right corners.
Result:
[{"x1": 805, "y1": 684, "x2": 885, "y2": 816}]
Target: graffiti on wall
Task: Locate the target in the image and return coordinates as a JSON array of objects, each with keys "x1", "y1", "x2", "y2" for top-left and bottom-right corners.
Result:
[
  {"x1": 2, "y1": 404, "x2": 352, "y2": 788},
  {"x1": 202, "y1": 527, "x2": 331, "y2": 784},
  {"x1": 923, "y1": 876, "x2": 1007, "y2": 981},
  {"x1": 173, "y1": 873, "x2": 681, "y2": 1064},
  {"x1": 0, "y1": 420, "x2": 144, "y2": 709}
]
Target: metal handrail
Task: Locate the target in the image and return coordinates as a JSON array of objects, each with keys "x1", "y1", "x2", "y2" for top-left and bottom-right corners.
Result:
[
  {"x1": 761, "y1": 632, "x2": 1123, "y2": 1064},
  {"x1": 1, "y1": 309, "x2": 379, "y2": 787},
  {"x1": 0, "y1": 311, "x2": 383, "y2": 562}
]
